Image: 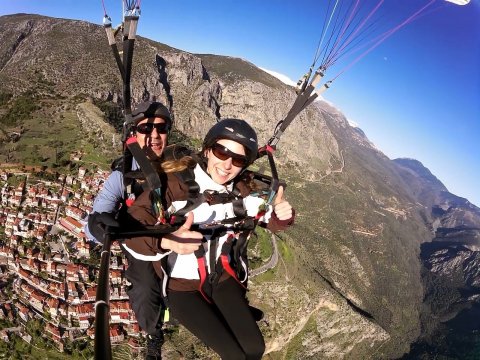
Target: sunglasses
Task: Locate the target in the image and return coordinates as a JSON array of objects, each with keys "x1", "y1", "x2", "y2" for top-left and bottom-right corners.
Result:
[
  {"x1": 211, "y1": 143, "x2": 248, "y2": 168},
  {"x1": 135, "y1": 122, "x2": 169, "y2": 135}
]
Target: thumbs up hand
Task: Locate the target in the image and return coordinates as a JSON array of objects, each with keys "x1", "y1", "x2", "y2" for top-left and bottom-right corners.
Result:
[
  {"x1": 161, "y1": 212, "x2": 203, "y2": 254},
  {"x1": 273, "y1": 186, "x2": 293, "y2": 221}
]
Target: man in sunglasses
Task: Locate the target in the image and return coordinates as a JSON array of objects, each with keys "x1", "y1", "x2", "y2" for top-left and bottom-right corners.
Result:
[
  {"x1": 85, "y1": 101, "x2": 173, "y2": 359},
  {"x1": 133, "y1": 102, "x2": 171, "y2": 162}
]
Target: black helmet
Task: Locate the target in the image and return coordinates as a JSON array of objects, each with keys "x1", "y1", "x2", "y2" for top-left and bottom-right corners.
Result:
[
  {"x1": 203, "y1": 118, "x2": 258, "y2": 165},
  {"x1": 132, "y1": 101, "x2": 172, "y2": 129}
]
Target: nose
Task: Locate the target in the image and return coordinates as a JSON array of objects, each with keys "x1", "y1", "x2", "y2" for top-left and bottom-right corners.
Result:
[
  {"x1": 150, "y1": 127, "x2": 161, "y2": 137},
  {"x1": 223, "y1": 157, "x2": 233, "y2": 169}
]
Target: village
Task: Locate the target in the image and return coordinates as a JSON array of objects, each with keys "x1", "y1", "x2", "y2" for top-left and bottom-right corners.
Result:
[{"x1": 0, "y1": 165, "x2": 144, "y2": 354}]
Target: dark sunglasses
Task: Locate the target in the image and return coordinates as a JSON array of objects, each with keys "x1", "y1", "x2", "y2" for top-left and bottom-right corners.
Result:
[
  {"x1": 211, "y1": 143, "x2": 248, "y2": 168},
  {"x1": 135, "y1": 122, "x2": 169, "y2": 135}
]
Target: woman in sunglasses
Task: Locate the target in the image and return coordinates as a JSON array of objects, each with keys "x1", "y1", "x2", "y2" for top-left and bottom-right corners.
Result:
[{"x1": 124, "y1": 118, "x2": 294, "y2": 359}]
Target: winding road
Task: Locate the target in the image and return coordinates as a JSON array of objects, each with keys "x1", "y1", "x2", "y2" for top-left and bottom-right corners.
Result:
[{"x1": 250, "y1": 233, "x2": 279, "y2": 277}]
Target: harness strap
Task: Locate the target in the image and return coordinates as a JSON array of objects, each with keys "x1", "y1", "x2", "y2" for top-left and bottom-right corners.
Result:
[
  {"x1": 232, "y1": 197, "x2": 247, "y2": 218},
  {"x1": 255, "y1": 210, "x2": 267, "y2": 220},
  {"x1": 234, "y1": 231, "x2": 250, "y2": 283},
  {"x1": 194, "y1": 246, "x2": 212, "y2": 304},
  {"x1": 126, "y1": 137, "x2": 162, "y2": 189},
  {"x1": 125, "y1": 137, "x2": 165, "y2": 220},
  {"x1": 193, "y1": 233, "x2": 249, "y2": 303},
  {"x1": 220, "y1": 236, "x2": 247, "y2": 289},
  {"x1": 220, "y1": 255, "x2": 247, "y2": 289},
  {"x1": 208, "y1": 236, "x2": 218, "y2": 273}
]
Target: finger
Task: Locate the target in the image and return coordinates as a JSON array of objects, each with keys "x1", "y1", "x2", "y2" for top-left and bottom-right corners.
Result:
[
  {"x1": 182, "y1": 212, "x2": 194, "y2": 230},
  {"x1": 184, "y1": 243, "x2": 202, "y2": 251},
  {"x1": 274, "y1": 186, "x2": 284, "y2": 205},
  {"x1": 177, "y1": 243, "x2": 201, "y2": 255},
  {"x1": 274, "y1": 202, "x2": 292, "y2": 220},
  {"x1": 276, "y1": 209, "x2": 292, "y2": 221}
]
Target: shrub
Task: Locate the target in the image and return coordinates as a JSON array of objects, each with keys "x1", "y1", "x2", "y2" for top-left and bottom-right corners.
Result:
[
  {"x1": 0, "y1": 91, "x2": 13, "y2": 106},
  {"x1": 92, "y1": 99, "x2": 123, "y2": 132},
  {"x1": 0, "y1": 92, "x2": 39, "y2": 126}
]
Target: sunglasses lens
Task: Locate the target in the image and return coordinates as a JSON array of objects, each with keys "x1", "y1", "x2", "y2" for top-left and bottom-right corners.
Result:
[
  {"x1": 136, "y1": 123, "x2": 152, "y2": 134},
  {"x1": 212, "y1": 144, "x2": 247, "y2": 167},
  {"x1": 154, "y1": 124, "x2": 168, "y2": 134},
  {"x1": 232, "y1": 158, "x2": 247, "y2": 167},
  {"x1": 211, "y1": 146, "x2": 226, "y2": 160},
  {"x1": 136, "y1": 123, "x2": 168, "y2": 134}
]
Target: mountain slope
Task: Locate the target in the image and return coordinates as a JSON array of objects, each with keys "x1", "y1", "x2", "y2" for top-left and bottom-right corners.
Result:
[{"x1": 393, "y1": 157, "x2": 480, "y2": 358}]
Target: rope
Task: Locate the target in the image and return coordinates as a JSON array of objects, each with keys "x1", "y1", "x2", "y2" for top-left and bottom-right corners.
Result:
[
  {"x1": 332, "y1": 0, "x2": 437, "y2": 81},
  {"x1": 101, "y1": 0, "x2": 108, "y2": 16},
  {"x1": 319, "y1": 0, "x2": 349, "y2": 68},
  {"x1": 312, "y1": 0, "x2": 341, "y2": 67},
  {"x1": 324, "y1": 0, "x2": 380, "y2": 69},
  {"x1": 324, "y1": 14, "x2": 383, "y2": 69}
]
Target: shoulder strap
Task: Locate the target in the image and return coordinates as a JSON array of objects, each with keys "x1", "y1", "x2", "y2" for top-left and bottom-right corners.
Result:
[
  {"x1": 171, "y1": 164, "x2": 202, "y2": 217},
  {"x1": 125, "y1": 137, "x2": 166, "y2": 219}
]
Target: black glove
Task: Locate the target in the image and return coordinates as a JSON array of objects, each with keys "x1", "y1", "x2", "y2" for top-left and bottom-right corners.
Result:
[{"x1": 88, "y1": 212, "x2": 120, "y2": 244}]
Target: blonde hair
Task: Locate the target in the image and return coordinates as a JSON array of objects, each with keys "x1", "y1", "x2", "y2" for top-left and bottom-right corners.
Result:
[{"x1": 159, "y1": 156, "x2": 196, "y2": 174}]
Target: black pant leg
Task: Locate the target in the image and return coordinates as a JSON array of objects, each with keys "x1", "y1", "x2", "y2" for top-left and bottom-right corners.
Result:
[
  {"x1": 168, "y1": 289, "x2": 247, "y2": 360},
  {"x1": 212, "y1": 277, "x2": 265, "y2": 360},
  {"x1": 122, "y1": 248, "x2": 163, "y2": 335}
]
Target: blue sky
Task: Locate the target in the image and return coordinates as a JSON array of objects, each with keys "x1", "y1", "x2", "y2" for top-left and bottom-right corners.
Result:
[{"x1": 2, "y1": 0, "x2": 479, "y2": 206}]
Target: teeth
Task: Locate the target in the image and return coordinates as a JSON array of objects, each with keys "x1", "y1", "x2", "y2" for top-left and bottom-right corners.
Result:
[{"x1": 216, "y1": 168, "x2": 228, "y2": 176}]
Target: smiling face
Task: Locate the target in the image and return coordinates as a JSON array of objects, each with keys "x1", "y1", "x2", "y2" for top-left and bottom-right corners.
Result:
[
  {"x1": 135, "y1": 117, "x2": 168, "y2": 161},
  {"x1": 206, "y1": 138, "x2": 246, "y2": 185}
]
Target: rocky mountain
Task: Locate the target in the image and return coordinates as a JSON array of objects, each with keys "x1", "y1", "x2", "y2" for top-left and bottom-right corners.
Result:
[
  {"x1": 1, "y1": 13, "x2": 479, "y2": 359},
  {"x1": 393, "y1": 158, "x2": 480, "y2": 358}
]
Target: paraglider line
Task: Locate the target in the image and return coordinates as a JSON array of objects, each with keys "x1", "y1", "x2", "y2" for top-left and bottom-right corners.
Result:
[
  {"x1": 312, "y1": 0, "x2": 335, "y2": 67},
  {"x1": 332, "y1": 0, "x2": 437, "y2": 81},
  {"x1": 324, "y1": 15, "x2": 382, "y2": 69},
  {"x1": 314, "y1": 0, "x2": 341, "y2": 67},
  {"x1": 326, "y1": 0, "x2": 362, "y2": 59},
  {"x1": 320, "y1": 0, "x2": 360, "y2": 68},
  {"x1": 101, "y1": 0, "x2": 108, "y2": 16},
  {"x1": 325, "y1": 0, "x2": 385, "y2": 69}
]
